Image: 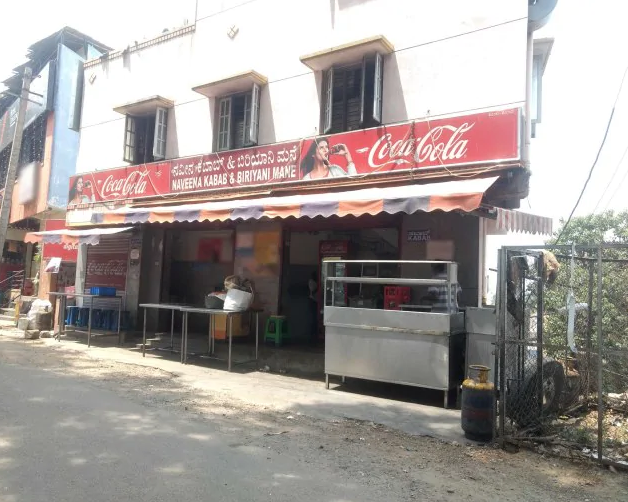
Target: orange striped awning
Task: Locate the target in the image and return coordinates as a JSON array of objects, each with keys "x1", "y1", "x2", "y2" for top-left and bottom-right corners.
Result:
[{"x1": 91, "y1": 177, "x2": 499, "y2": 225}]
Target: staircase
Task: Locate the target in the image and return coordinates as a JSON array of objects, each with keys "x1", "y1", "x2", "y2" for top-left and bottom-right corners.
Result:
[{"x1": 0, "y1": 270, "x2": 27, "y2": 324}]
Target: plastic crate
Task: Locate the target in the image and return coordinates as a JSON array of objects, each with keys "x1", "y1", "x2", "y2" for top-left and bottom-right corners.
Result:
[{"x1": 90, "y1": 286, "x2": 117, "y2": 297}]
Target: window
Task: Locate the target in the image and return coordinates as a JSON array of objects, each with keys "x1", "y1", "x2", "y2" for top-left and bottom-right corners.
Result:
[
  {"x1": 216, "y1": 83, "x2": 261, "y2": 152},
  {"x1": 323, "y1": 53, "x2": 383, "y2": 134},
  {"x1": 19, "y1": 114, "x2": 46, "y2": 168},
  {"x1": 123, "y1": 107, "x2": 168, "y2": 164}
]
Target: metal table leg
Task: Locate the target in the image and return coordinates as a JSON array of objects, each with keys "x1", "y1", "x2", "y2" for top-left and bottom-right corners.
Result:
[
  {"x1": 181, "y1": 312, "x2": 188, "y2": 364},
  {"x1": 211, "y1": 315, "x2": 215, "y2": 355},
  {"x1": 142, "y1": 307, "x2": 147, "y2": 357},
  {"x1": 117, "y1": 297, "x2": 122, "y2": 346},
  {"x1": 255, "y1": 312, "x2": 259, "y2": 360},
  {"x1": 207, "y1": 315, "x2": 214, "y2": 356},
  {"x1": 170, "y1": 309, "x2": 175, "y2": 353},
  {"x1": 228, "y1": 314, "x2": 233, "y2": 372},
  {"x1": 87, "y1": 303, "x2": 93, "y2": 348}
]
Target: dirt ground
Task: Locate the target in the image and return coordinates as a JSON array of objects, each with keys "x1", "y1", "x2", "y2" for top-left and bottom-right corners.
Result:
[{"x1": 0, "y1": 334, "x2": 626, "y2": 501}]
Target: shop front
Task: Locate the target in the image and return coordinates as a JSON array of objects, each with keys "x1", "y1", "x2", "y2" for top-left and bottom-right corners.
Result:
[{"x1": 56, "y1": 107, "x2": 552, "y2": 373}]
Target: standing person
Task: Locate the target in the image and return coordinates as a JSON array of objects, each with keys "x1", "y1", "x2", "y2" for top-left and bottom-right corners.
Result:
[
  {"x1": 308, "y1": 271, "x2": 319, "y2": 344},
  {"x1": 425, "y1": 262, "x2": 462, "y2": 313},
  {"x1": 300, "y1": 137, "x2": 357, "y2": 180}
]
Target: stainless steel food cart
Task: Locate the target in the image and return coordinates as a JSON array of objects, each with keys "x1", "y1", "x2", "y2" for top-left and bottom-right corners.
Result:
[{"x1": 323, "y1": 260, "x2": 465, "y2": 408}]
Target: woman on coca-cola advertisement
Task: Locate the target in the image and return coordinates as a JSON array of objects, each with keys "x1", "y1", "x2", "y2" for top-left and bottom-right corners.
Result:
[
  {"x1": 300, "y1": 137, "x2": 357, "y2": 180},
  {"x1": 68, "y1": 176, "x2": 95, "y2": 206}
]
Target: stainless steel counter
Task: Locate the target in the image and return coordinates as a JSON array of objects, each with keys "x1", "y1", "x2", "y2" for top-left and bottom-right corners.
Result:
[
  {"x1": 324, "y1": 306, "x2": 465, "y2": 407},
  {"x1": 464, "y1": 307, "x2": 496, "y2": 379}
]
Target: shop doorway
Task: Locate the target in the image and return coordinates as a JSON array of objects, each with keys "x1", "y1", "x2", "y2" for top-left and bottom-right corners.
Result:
[{"x1": 281, "y1": 219, "x2": 400, "y2": 344}]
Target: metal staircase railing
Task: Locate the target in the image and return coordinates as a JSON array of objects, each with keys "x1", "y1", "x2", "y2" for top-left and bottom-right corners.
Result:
[{"x1": 0, "y1": 269, "x2": 25, "y2": 308}]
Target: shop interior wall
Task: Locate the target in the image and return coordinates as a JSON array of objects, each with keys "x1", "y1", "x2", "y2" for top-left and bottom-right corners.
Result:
[
  {"x1": 167, "y1": 228, "x2": 234, "y2": 332},
  {"x1": 400, "y1": 211, "x2": 480, "y2": 307},
  {"x1": 234, "y1": 221, "x2": 282, "y2": 327}
]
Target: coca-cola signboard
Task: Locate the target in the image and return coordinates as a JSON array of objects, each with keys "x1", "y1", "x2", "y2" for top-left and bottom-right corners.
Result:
[
  {"x1": 85, "y1": 257, "x2": 128, "y2": 290},
  {"x1": 85, "y1": 234, "x2": 130, "y2": 291},
  {"x1": 67, "y1": 108, "x2": 520, "y2": 207},
  {"x1": 42, "y1": 220, "x2": 78, "y2": 262}
]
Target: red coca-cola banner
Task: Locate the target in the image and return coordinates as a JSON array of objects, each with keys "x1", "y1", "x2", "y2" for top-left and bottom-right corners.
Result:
[
  {"x1": 42, "y1": 220, "x2": 79, "y2": 262},
  {"x1": 67, "y1": 108, "x2": 520, "y2": 207}
]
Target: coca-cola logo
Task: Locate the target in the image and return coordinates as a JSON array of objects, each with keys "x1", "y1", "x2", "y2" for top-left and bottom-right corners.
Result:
[
  {"x1": 367, "y1": 123, "x2": 474, "y2": 170},
  {"x1": 86, "y1": 259, "x2": 127, "y2": 277},
  {"x1": 101, "y1": 170, "x2": 150, "y2": 199}
]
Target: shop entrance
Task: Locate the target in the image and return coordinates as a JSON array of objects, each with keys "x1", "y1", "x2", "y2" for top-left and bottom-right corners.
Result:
[{"x1": 280, "y1": 215, "x2": 401, "y2": 344}]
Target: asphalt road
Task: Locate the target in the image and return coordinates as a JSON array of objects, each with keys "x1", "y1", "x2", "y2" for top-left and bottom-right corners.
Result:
[{"x1": 0, "y1": 359, "x2": 386, "y2": 502}]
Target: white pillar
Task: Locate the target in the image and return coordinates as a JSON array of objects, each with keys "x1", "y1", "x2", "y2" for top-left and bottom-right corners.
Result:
[{"x1": 74, "y1": 243, "x2": 88, "y2": 307}]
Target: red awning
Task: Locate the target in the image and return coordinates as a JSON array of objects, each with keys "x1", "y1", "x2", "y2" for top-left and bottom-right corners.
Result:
[{"x1": 93, "y1": 177, "x2": 500, "y2": 225}]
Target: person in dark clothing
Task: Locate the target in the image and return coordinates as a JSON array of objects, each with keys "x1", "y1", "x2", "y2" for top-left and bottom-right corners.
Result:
[{"x1": 308, "y1": 271, "x2": 319, "y2": 343}]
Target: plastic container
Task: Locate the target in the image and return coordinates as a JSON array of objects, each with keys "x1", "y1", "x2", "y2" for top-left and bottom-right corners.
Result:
[
  {"x1": 90, "y1": 287, "x2": 117, "y2": 297},
  {"x1": 224, "y1": 289, "x2": 253, "y2": 311}
]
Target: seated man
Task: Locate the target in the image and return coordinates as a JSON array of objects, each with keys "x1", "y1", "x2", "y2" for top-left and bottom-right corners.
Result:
[{"x1": 425, "y1": 263, "x2": 462, "y2": 313}]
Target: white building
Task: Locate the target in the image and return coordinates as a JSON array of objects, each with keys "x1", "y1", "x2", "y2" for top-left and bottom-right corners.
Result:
[{"x1": 61, "y1": 0, "x2": 554, "y2": 335}]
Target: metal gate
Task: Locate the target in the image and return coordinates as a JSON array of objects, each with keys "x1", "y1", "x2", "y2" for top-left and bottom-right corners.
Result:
[{"x1": 495, "y1": 245, "x2": 628, "y2": 469}]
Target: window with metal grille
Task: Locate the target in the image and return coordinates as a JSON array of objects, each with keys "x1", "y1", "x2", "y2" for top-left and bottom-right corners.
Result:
[
  {"x1": 216, "y1": 83, "x2": 261, "y2": 152},
  {"x1": 322, "y1": 53, "x2": 383, "y2": 134},
  {"x1": 18, "y1": 113, "x2": 46, "y2": 169}
]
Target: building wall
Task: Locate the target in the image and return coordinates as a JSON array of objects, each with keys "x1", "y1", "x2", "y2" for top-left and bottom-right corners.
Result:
[
  {"x1": 76, "y1": 0, "x2": 528, "y2": 173},
  {"x1": 47, "y1": 45, "x2": 84, "y2": 208},
  {"x1": 400, "y1": 211, "x2": 480, "y2": 307},
  {"x1": 9, "y1": 113, "x2": 54, "y2": 223}
]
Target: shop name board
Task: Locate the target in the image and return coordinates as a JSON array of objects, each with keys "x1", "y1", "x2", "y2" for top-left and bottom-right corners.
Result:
[
  {"x1": 68, "y1": 108, "x2": 521, "y2": 207},
  {"x1": 407, "y1": 230, "x2": 431, "y2": 242}
]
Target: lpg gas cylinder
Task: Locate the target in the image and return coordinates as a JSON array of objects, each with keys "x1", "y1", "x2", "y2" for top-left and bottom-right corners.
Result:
[{"x1": 461, "y1": 365, "x2": 495, "y2": 442}]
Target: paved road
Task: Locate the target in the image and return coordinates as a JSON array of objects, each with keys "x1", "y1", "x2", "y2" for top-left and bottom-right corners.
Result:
[{"x1": 0, "y1": 360, "x2": 385, "y2": 502}]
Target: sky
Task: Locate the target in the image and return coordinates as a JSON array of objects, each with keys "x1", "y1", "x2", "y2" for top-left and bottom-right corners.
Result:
[{"x1": 1, "y1": 0, "x2": 627, "y2": 293}]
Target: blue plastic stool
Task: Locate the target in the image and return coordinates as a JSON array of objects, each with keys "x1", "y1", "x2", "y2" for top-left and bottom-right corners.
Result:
[
  {"x1": 65, "y1": 306, "x2": 80, "y2": 326},
  {"x1": 77, "y1": 308, "x2": 90, "y2": 328}
]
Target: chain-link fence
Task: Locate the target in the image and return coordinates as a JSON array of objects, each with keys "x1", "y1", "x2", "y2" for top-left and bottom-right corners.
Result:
[{"x1": 495, "y1": 245, "x2": 628, "y2": 469}]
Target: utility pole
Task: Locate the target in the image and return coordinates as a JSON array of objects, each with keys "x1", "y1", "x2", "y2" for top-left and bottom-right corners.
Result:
[{"x1": 0, "y1": 67, "x2": 33, "y2": 259}]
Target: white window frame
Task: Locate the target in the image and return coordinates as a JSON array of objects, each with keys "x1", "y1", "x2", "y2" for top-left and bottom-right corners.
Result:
[
  {"x1": 123, "y1": 115, "x2": 136, "y2": 164},
  {"x1": 217, "y1": 96, "x2": 232, "y2": 152},
  {"x1": 248, "y1": 83, "x2": 261, "y2": 146},
  {"x1": 372, "y1": 52, "x2": 383, "y2": 124},
  {"x1": 323, "y1": 68, "x2": 334, "y2": 134},
  {"x1": 217, "y1": 85, "x2": 262, "y2": 151},
  {"x1": 153, "y1": 107, "x2": 168, "y2": 160}
]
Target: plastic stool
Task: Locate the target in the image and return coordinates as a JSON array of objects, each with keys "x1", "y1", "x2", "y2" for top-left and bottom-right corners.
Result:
[
  {"x1": 65, "y1": 306, "x2": 80, "y2": 326},
  {"x1": 264, "y1": 315, "x2": 290, "y2": 346},
  {"x1": 77, "y1": 308, "x2": 90, "y2": 328},
  {"x1": 91, "y1": 309, "x2": 102, "y2": 329}
]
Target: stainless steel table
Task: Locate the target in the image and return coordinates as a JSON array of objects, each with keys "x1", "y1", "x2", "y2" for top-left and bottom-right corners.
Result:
[
  {"x1": 180, "y1": 307, "x2": 260, "y2": 371},
  {"x1": 139, "y1": 303, "x2": 189, "y2": 362},
  {"x1": 50, "y1": 292, "x2": 125, "y2": 347}
]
